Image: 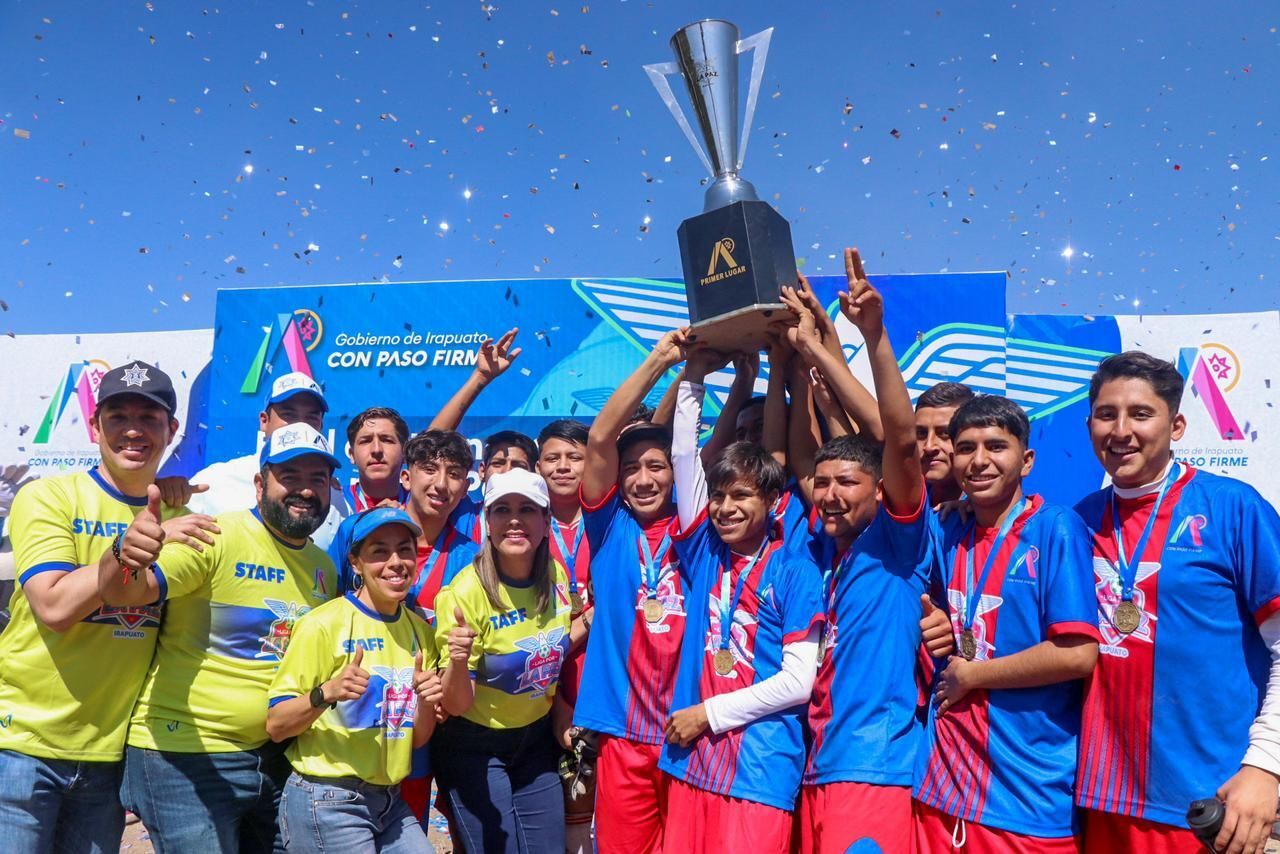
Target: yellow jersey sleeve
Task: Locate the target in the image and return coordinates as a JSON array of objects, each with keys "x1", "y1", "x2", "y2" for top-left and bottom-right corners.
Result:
[
  {"x1": 153, "y1": 523, "x2": 221, "y2": 601},
  {"x1": 9, "y1": 477, "x2": 81, "y2": 581}
]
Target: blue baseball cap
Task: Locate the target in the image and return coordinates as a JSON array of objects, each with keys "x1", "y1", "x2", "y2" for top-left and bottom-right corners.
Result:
[
  {"x1": 259, "y1": 423, "x2": 342, "y2": 470},
  {"x1": 348, "y1": 507, "x2": 423, "y2": 554},
  {"x1": 265, "y1": 372, "x2": 328, "y2": 413}
]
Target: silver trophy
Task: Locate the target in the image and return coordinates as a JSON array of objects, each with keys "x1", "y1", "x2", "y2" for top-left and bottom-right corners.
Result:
[{"x1": 644, "y1": 20, "x2": 796, "y2": 349}]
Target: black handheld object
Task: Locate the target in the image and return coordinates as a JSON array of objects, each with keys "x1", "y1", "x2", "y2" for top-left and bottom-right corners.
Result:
[{"x1": 1187, "y1": 798, "x2": 1225, "y2": 849}]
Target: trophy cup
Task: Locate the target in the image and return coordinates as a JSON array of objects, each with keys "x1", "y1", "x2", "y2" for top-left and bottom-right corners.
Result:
[{"x1": 644, "y1": 20, "x2": 797, "y2": 348}]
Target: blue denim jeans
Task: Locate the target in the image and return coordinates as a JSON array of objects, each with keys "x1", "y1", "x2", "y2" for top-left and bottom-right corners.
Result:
[
  {"x1": 122, "y1": 743, "x2": 291, "y2": 854},
  {"x1": 280, "y1": 772, "x2": 432, "y2": 853},
  {"x1": 0, "y1": 749, "x2": 124, "y2": 853},
  {"x1": 433, "y1": 714, "x2": 564, "y2": 854}
]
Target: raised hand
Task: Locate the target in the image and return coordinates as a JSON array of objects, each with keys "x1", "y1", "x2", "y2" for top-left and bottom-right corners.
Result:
[
  {"x1": 154, "y1": 476, "x2": 210, "y2": 509},
  {"x1": 476, "y1": 328, "x2": 523, "y2": 382},
  {"x1": 685, "y1": 345, "x2": 730, "y2": 384},
  {"x1": 837, "y1": 248, "x2": 885, "y2": 340},
  {"x1": 326, "y1": 646, "x2": 370, "y2": 703},
  {"x1": 731, "y1": 351, "x2": 760, "y2": 389},
  {"x1": 161, "y1": 514, "x2": 221, "y2": 553},
  {"x1": 920, "y1": 595, "x2": 955, "y2": 659},
  {"x1": 412, "y1": 651, "x2": 444, "y2": 713},
  {"x1": 119, "y1": 486, "x2": 167, "y2": 573},
  {"x1": 652, "y1": 326, "x2": 691, "y2": 369},
  {"x1": 778, "y1": 286, "x2": 818, "y2": 348},
  {"x1": 448, "y1": 606, "x2": 477, "y2": 664}
]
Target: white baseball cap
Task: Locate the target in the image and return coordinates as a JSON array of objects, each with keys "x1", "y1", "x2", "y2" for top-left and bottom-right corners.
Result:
[
  {"x1": 483, "y1": 468, "x2": 550, "y2": 509},
  {"x1": 266, "y1": 372, "x2": 328, "y2": 412},
  {"x1": 260, "y1": 422, "x2": 341, "y2": 470}
]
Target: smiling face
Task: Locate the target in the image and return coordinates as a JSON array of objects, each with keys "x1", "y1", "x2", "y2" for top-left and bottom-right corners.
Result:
[
  {"x1": 351, "y1": 417, "x2": 405, "y2": 483},
  {"x1": 91, "y1": 397, "x2": 178, "y2": 478},
  {"x1": 1088, "y1": 376, "x2": 1186, "y2": 488},
  {"x1": 915, "y1": 405, "x2": 961, "y2": 488},
  {"x1": 708, "y1": 477, "x2": 777, "y2": 552},
  {"x1": 951, "y1": 425, "x2": 1034, "y2": 511},
  {"x1": 401, "y1": 455, "x2": 469, "y2": 525},
  {"x1": 482, "y1": 444, "x2": 531, "y2": 480},
  {"x1": 352, "y1": 523, "x2": 418, "y2": 613},
  {"x1": 486, "y1": 495, "x2": 549, "y2": 561},
  {"x1": 619, "y1": 440, "x2": 675, "y2": 523},
  {"x1": 256, "y1": 456, "x2": 334, "y2": 540},
  {"x1": 812, "y1": 459, "x2": 881, "y2": 548},
  {"x1": 260, "y1": 395, "x2": 325, "y2": 435},
  {"x1": 537, "y1": 438, "x2": 586, "y2": 503}
]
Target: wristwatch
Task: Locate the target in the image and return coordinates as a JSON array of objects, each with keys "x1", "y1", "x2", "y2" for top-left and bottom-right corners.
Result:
[{"x1": 309, "y1": 686, "x2": 335, "y2": 710}]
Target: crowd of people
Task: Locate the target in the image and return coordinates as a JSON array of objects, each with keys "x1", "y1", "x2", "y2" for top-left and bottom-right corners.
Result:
[{"x1": 0, "y1": 248, "x2": 1277, "y2": 854}]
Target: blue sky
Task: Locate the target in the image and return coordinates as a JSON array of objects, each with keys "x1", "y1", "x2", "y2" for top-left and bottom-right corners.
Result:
[{"x1": 2, "y1": 0, "x2": 1276, "y2": 335}]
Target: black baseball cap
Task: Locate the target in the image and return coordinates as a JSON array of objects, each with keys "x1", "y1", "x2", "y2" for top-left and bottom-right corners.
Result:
[{"x1": 96, "y1": 361, "x2": 177, "y2": 417}]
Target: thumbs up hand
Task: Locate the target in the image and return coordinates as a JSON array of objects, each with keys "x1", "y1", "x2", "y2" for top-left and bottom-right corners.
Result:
[
  {"x1": 119, "y1": 485, "x2": 168, "y2": 572},
  {"x1": 413, "y1": 653, "x2": 443, "y2": 714},
  {"x1": 448, "y1": 606, "x2": 477, "y2": 664},
  {"x1": 919, "y1": 594, "x2": 955, "y2": 659},
  {"x1": 324, "y1": 646, "x2": 370, "y2": 704}
]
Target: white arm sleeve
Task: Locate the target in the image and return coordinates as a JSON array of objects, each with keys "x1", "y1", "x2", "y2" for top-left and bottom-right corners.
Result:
[
  {"x1": 1243, "y1": 611, "x2": 1280, "y2": 776},
  {"x1": 703, "y1": 625, "x2": 820, "y2": 734},
  {"x1": 673, "y1": 380, "x2": 709, "y2": 531}
]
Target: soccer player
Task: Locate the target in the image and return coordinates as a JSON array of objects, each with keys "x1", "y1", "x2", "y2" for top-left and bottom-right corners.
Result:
[
  {"x1": 780, "y1": 249, "x2": 954, "y2": 853},
  {"x1": 0, "y1": 362, "x2": 211, "y2": 851},
  {"x1": 344, "y1": 406, "x2": 411, "y2": 511},
  {"x1": 98, "y1": 422, "x2": 342, "y2": 853},
  {"x1": 1074, "y1": 352, "x2": 1280, "y2": 854},
  {"x1": 658, "y1": 347, "x2": 825, "y2": 851},
  {"x1": 433, "y1": 468, "x2": 575, "y2": 854},
  {"x1": 912, "y1": 392, "x2": 1100, "y2": 852},
  {"x1": 573, "y1": 327, "x2": 689, "y2": 854},
  {"x1": 267, "y1": 506, "x2": 442, "y2": 853},
  {"x1": 187, "y1": 371, "x2": 349, "y2": 549},
  {"x1": 915, "y1": 381, "x2": 975, "y2": 505}
]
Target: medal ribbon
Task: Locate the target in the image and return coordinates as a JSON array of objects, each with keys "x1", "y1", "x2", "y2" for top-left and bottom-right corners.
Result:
[
  {"x1": 1110, "y1": 462, "x2": 1179, "y2": 602},
  {"x1": 718, "y1": 539, "x2": 770, "y2": 652},
  {"x1": 638, "y1": 530, "x2": 672, "y2": 599},
  {"x1": 962, "y1": 497, "x2": 1027, "y2": 631},
  {"x1": 551, "y1": 517, "x2": 584, "y2": 596},
  {"x1": 411, "y1": 525, "x2": 455, "y2": 600}
]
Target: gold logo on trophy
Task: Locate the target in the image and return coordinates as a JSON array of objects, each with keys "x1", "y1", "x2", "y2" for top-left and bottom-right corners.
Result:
[{"x1": 701, "y1": 237, "x2": 747, "y2": 285}]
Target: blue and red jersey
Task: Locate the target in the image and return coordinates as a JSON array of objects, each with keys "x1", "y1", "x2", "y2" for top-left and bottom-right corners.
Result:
[
  {"x1": 572, "y1": 486, "x2": 686, "y2": 745},
  {"x1": 913, "y1": 495, "x2": 1100, "y2": 837},
  {"x1": 773, "y1": 480, "x2": 810, "y2": 552},
  {"x1": 448, "y1": 494, "x2": 484, "y2": 545},
  {"x1": 804, "y1": 493, "x2": 932, "y2": 788},
  {"x1": 658, "y1": 511, "x2": 824, "y2": 811},
  {"x1": 1073, "y1": 467, "x2": 1280, "y2": 828}
]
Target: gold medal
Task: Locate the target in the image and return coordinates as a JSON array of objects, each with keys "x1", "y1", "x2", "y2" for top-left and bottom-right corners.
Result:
[
  {"x1": 570, "y1": 592, "x2": 585, "y2": 616},
  {"x1": 960, "y1": 629, "x2": 978, "y2": 661},
  {"x1": 643, "y1": 597, "x2": 665, "y2": 623},
  {"x1": 1112, "y1": 600, "x2": 1141, "y2": 635},
  {"x1": 713, "y1": 648, "x2": 736, "y2": 676}
]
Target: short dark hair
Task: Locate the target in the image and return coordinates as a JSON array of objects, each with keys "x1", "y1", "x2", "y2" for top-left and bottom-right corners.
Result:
[
  {"x1": 916, "y1": 381, "x2": 976, "y2": 412},
  {"x1": 537, "y1": 419, "x2": 589, "y2": 453},
  {"x1": 737, "y1": 397, "x2": 767, "y2": 417},
  {"x1": 814, "y1": 434, "x2": 883, "y2": 478},
  {"x1": 948, "y1": 396, "x2": 1030, "y2": 447},
  {"x1": 346, "y1": 406, "x2": 410, "y2": 447},
  {"x1": 616, "y1": 423, "x2": 671, "y2": 461},
  {"x1": 1088, "y1": 351, "x2": 1185, "y2": 415},
  {"x1": 629, "y1": 403, "x2": 655, "y2": 425},
  {"x1": 403, "y1": 429, "x2": 473, "y2": 471},
  {"x1": 705, "y1": 441, "x2": 786, "y2": 496},
  {"x1": 483, "y1": 430, "x2": 537, "y2": 465}
]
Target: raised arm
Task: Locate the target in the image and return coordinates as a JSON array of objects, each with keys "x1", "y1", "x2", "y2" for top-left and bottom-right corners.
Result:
[
  {"x1": 701, "y1": 352, "x2": 759, "y2": 464},
  {"x1": 428, "y1": 328, "x2": 522, "y2": 431},
  {"x1": 786, "y1": 355, "x2": 822, "y2": 507},
  {"x1": 792, "y1": 276, "x2": 883, "y2": 440},
  {"x1": 761, "y1": 340, "x2": 790, "y2": 469},
  {"x1": 674, "y1": 346, "x2": 728, "y2": 529},
  {"x1": 810, "y1": 366, "x2": 854, "y2": 439},
  {"x1": 837, "y1": 248, "x2": 923, "y2": 516},
  {"x1": 582, "y1": 327, "x2": 688, "y2": 505}
]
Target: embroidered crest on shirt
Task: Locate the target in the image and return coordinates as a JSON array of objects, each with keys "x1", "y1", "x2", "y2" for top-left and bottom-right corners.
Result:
[
  {"x1": 371, "y1": 666, "x2": 417, "y2": 737},
  {"x1": 258, "y1": 599, "x2": 311, "y2": 658},
  {"x1": 514, "y1": 628, "x2": 567, "y2": 697},
  {"x1": 1167, "y1": 514, "x2": 1208, "y2": 550}
]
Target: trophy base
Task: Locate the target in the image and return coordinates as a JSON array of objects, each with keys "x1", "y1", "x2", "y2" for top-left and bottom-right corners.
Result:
[{"x1": 686, "y1": 303, "x2": 787, "y2": 352}]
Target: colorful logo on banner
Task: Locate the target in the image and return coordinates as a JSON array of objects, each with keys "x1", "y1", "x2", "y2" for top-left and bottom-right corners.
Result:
[
  {"x1": 1177, "y1": 343, "x2": 1245, "y2": 441},
  {"x1": 240, "y1": 309, "x2": 323, "y2": 395},
  {"x1": 34, "y1": 359, "x2": 111, "y2": 443}
]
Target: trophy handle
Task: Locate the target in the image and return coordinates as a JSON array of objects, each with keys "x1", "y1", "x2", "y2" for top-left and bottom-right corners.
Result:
[
  {"x1": 734, "y1": 28, "x2": 773, "y2": 173},
  {"x1": 642, "y1": 61, "x2": 716, "y2": 178}
]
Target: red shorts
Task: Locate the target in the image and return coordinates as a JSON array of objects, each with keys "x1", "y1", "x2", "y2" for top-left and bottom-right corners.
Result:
[
  {"x1": 914, "y1": 799, "x2": 1080, "y2": 854},
  {"x1": 797, "y1": 781, "x2": 913, "y2": 853},
  {"x1": 1080, "y1": 808, "x2": 1202, "y2": 853},
  {"x1": 594, "y1": 736, "x2": 668, "y2": 854},
  {"x1": 662, "y1": 776, "x2": 792, "y2": 853}
]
